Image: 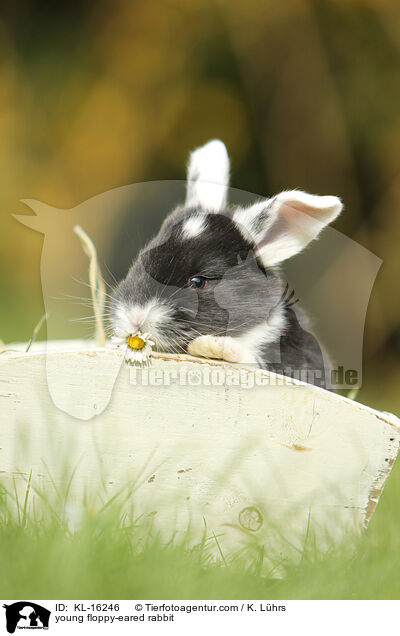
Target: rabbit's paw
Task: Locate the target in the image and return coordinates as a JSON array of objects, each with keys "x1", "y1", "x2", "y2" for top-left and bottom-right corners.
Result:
[{"x1": 188, "y1": 335, "x2": 256, "y2": 363}]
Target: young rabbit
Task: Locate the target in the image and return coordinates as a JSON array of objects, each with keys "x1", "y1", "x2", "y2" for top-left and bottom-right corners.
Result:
[{"x1": 111, "y1": 140, "x2": 342, "y2": 386}]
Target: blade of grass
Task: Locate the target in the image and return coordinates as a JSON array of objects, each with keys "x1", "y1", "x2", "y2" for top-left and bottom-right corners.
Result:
[
  {"x1": 22, "y1": 469, "x2": 32, "y2": 527},
  {"x1": 25, "y1": 312, "x2": 48, "y2": 352}
]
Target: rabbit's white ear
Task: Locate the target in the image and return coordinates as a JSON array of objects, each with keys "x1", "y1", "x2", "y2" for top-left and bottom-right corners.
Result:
[
  {"x1": 185, "y1": 139, "x2": 230, "y2": 212},
  {"x1": 233, "y1": 190, "x2": 343, "y2": 266}
]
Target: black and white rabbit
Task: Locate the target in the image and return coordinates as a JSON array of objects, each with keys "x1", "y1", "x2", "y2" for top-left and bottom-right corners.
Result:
[{"x1": 111, "y1": 140, "x2": 342, "y2": 386}]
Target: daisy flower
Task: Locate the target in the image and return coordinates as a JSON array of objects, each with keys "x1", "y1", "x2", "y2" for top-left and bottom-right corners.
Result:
[{"x1": 111, "y1": 330, "x2": 155, "y2": 366}]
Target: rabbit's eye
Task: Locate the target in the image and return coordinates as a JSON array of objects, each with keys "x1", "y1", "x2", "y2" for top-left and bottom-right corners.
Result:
[{"x1": 189, "y1": 276, "x2": 207, "y2": 290}]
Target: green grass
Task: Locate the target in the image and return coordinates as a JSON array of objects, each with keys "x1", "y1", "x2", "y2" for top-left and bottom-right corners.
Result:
[{"x1": 1, "y1": 458, "x2": 400, "y2": 600}]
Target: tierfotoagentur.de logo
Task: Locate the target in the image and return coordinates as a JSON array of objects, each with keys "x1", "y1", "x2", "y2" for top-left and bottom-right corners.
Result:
[{"x1": 2, "y1": 603, "x2": 51, "y2": 634}]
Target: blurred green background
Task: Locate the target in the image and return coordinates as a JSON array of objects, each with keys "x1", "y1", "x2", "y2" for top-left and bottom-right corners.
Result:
[{"x1": 0, "y1": 0, "x2": 399, "y2": 414}]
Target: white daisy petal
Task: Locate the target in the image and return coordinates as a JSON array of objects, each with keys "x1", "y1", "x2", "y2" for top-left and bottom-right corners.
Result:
[{"x1": 111, "y1": 329, "x2": 155, "y2": 366}]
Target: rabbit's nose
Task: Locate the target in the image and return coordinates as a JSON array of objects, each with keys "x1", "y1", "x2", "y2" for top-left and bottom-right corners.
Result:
[
  {"x1": 129, "y1": 308, "x2": 147, "y2": 331},
  {"x1": 131, "y1": 320, "x2": 144, "y2": 332}
]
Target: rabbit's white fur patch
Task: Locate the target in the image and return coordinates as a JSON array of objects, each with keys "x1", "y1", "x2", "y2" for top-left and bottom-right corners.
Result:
[
  {"x1": 182, "y1": 215, "x2": 207, "y2": 239},
  {"x1": 113, "y1": 301, "x2": 172, "y2": 346},
  {"x1": 185, "y1": 139, "x2": 230, "y2": 212},
  {"x1": 188, "y1": 305, "x2": 286, "y2": 365}
]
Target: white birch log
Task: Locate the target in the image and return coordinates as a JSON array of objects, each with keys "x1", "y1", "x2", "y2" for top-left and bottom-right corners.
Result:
[{"x1": 0, "y1": 340, "x2": 399, "y2": 570}]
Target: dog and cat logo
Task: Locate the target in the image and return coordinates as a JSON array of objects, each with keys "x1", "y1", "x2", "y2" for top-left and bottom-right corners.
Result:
[{"x1": 2, "y1": 603, "x2": 50, "y2": 633}]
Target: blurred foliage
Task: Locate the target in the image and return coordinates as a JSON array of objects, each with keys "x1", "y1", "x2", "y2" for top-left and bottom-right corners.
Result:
[{"x1": 0, "y1": 0, "x2": 399, "y2": 413}]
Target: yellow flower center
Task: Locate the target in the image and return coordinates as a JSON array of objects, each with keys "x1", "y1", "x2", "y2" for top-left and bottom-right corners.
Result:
[{"x1": 127, "y1": 334, "x2": 145, "y2": 350}]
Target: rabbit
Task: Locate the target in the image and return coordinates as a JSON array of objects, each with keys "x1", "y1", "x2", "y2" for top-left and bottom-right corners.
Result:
[{"x1": 110, "y1": 139, "x2": 342, "y2": 386}]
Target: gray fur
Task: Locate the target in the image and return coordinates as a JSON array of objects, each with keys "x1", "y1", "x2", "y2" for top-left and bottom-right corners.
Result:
[
  {"x1": 111, "y1": 206, "x2": 325, "y2": 385},
  {"x1": 111, "y1": 141, "x2": 342, "y2": 388}
]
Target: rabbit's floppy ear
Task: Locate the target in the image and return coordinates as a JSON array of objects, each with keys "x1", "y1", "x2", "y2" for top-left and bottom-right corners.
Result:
[
  {"x1": 233, "y1": 190, "x2": 343, "y2": 266},
  {"x1": 185, "y1": 139, "x2": 230, "y2": 212},
  {"x1": 13, "y1": 199, "x2": 60, "y2": 234}
]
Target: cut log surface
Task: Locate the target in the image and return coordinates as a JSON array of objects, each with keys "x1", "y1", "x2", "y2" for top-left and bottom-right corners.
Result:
[{"x1": 0, "y1": 340, "x2": 399, "y2": 568}]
